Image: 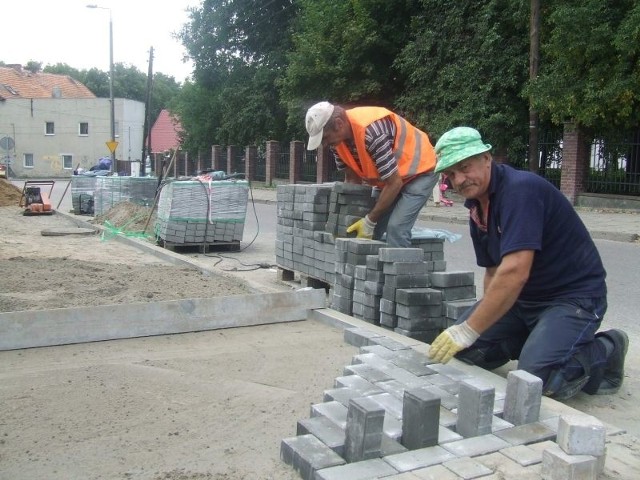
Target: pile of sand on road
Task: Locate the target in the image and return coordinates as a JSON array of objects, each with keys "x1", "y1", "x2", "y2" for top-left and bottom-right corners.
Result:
[{"x1": 0, "y1": 179, "x2": 23, "y2": 206}]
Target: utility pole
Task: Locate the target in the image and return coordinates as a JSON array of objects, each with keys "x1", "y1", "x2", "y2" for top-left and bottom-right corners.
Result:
[
  {"x1": 528, "y1": 0, "x2": 540, "y2": 173},
  {"x1": 141, "y1": 47, "x2": 154, "y2": 176}
]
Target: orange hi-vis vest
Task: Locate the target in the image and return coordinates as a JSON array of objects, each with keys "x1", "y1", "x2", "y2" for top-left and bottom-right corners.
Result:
[{"x1": 334, "y1": 107, "x2": 436, "y2": 188}]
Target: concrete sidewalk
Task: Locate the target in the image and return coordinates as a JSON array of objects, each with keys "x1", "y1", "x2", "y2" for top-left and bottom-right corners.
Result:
[{"x1": 247, "y1": 184, "x2": 640, "y2": 243}]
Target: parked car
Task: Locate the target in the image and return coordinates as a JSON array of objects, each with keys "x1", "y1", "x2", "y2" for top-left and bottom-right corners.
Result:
[{"x1": 0, "y1": 164, "x2": 6, "y2": 178}]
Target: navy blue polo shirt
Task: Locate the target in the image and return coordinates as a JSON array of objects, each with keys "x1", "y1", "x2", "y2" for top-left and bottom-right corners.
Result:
[{"x1": 465, "y1": 163, "x2": 606, "y2": 301}]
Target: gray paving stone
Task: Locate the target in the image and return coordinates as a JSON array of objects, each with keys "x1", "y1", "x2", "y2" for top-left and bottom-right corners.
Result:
[
  {"x1": 344, "y1": 363, "x2": 393, "y2": 383},
  {"x1": 493, "y1": 421, "x2": 556, "y2": 446},
  {"x1": 369, "y1": 392, "x2": 404, "y2": 420},
  {"x1": 473, "y1": 452, "x2": 542, "y2": 479},
  {"x1": 297, "y1": 416, "x2": 346, "y2": 457},
  {"x1": 378, "y1": 248, "x2": 425, "y2": 263},
  {"x1": 383, "y1": 445, "x2": 457, "y2": 472},
  {"x1": 503, "y1": 370, "x2": 542, "y2": 426},
  {"x1": 335, "y1": 375, "x2": 384, "y2": 396},
  {"x1": 402, "y1": 387, "x2": 441, "y2": 449},
  {"x1": 281, "y1": 434, "x2": 346, "y2": 480},
  {"x1": 408, "y1": 464, "x2": 461, "y2": 479},
  {"x1": 499, "y1": 444, "x2": 544, "y2": 467},
  {"x1": 430, "y1": 271, "x2": 475, "y2": 288},
  {"x1": 311, "y1": 401, "x2": 348, "y2": 429},
  {"x1": 457, "y1": 378, "x2": 495, "y2": 438},
  {"x1": 324, "y1": 387, "x2": 362, "y2": 407},
  {"x1": 441, "y1": 434, "x2": 511, "y2": 457},
  {"x1": 443, "y1": 456, "x2": 494, "y2": 479},
  {"x1": 314, "y1": 458, "x2": 399, "y2": 480},
  {"x1": 344, "y1": 396, "x2": 385, "y2": 462},
  {"x1": 556, "y1": 414, "x2": 606, "y2": 457},
  {"x1": 369, "y1": 336, "x2": 410, "y2": 351},
  {"x1": 540, "y1": 444, "x2": 597, "y2": 480}
]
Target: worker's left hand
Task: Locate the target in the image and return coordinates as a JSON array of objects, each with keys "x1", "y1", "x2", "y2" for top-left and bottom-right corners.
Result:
[
  {"x1": 346, "y1": 215, "x2": 376, "y2": 239},
  {"x1": 429, "y1": 322, "x2": 480, "y2": 363}
]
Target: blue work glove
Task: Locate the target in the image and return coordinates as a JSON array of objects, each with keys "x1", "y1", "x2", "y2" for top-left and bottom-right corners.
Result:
[
  {"x1": 346, "y1": 215, "x2": 376, "y2": 239},
  {"x1": 429, "y1": 322, "x2": 480, "y2": 364}
]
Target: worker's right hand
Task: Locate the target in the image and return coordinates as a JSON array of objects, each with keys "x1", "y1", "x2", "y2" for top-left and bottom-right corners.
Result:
[
  {"x1": 346, "y1": 215, "x2": 376, "y2": 239},
  {"x1": 429, "y1": 321, "x2": 480, "y2": 364}
]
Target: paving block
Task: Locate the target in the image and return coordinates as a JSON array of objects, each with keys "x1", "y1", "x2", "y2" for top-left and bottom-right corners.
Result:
[
  {"x1": 442, "y1": 456, "x2": 494, "y2": 479},
  {"x1": 500, "y1": 444, "x2": 544, "y2": 467},
  {"x1": 344, "y1": 363, "x2": 393, "y2": 384},
  {"x1": 324, "y1": 387, "x2": 363, "y2": 407},
  {"x1": 378, "y1": 248, "x2": 426, "y2": 263},
  {"x1": 368, "y1": 392, "x2": 404, "y2": 419},
  {"x1": 406, "y1": 464, "x2": 461, "y2": 479},
  {"x1": 456, "y1": 378, "x2": 495, "y2": 439},
  {"x1": 314, "y1": 458, "x2": 399, "y2": 480},
  {"x1": 343, "y1": 328, "x2": 383, "y2": 347},
  {"x1": 383, "y1": 262, "x2": 430, "y2": 275},
  {"x1": 395, "y1": 288, "x2": 443, "y2": 305},
  {"x1": 383, "y1": 445, "x2": 457, "y2": 472},
  {"x1": 402, "y1": 387, "x2": 441, "y2": 449},
  {"x1": 473, "y1": 452, "x2": 542, "y2": 479},
  {"x1": 297, "y1": 416, "x2": 346, "y2": 456},
  {"x1": 335, "y1": 375, "x2": 384, "y2": 397},
  {"x1": 540, "y1": 444, "x2": 597, "y2": 480},
  {"x1": 556, "y1": 414, "x2": 606, "y2": 457},
  {"x1": 369, "y1": 336, "x2": 410, "y2": 351},
  {"x1": 280, "y1": 434, "x2": 346, "y2": 480},
  {"x1": 493, "y1": 421, "x2": 556, "y2": 446},
  {"x1": 429, "y1": 271, "x2": 475, "y2": 288},
  {"x1": 441, "y1": 434, "x2": 511, "y2": 458},
  {"x1": 344, "y1": 396, "x2": 386, "y2": 462},
  {"x1": 502, "y1": 370, "x2": 542, "y2": 426},
  {"x1": 311, "y1": 401, "x2": 348, "y2": 429}
]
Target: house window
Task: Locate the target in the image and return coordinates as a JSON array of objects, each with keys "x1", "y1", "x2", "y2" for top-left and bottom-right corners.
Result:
[
  {"x1": 24, "y1": 153, "x2": 34, "y2": 168},
  {"x1": 45, "y1": 122, "x2": 55, "y2": 135},
  {"x1": 79, "y1": 122, "x2": 89, "y2": 136},
  {"x1": 61, "y1": 154, "x2": 73, "y2": 169}
]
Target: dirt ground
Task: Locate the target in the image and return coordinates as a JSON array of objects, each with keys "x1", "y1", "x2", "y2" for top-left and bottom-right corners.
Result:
[{"x1": 0, "y1": 179, "x2": 358, "y2": 479}]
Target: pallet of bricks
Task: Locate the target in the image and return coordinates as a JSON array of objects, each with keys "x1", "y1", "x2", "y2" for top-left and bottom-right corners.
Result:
[
  {"x1": 93, "y1": 176, "x2": 158, "y2": 216},
  {"x1": 154, "y1": 179, "x2": 249, "y2": 252},
  {"x1": 275, "y1": 182, "x2": 477, "y2": 343}
]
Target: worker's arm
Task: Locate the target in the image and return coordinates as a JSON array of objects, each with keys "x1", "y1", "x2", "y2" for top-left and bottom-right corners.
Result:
[
  {"x1": 483, "y1": 266, "x2": 497, "y2": 296},
  {"x1": 429, "y1": 249, "x2": 534, "y2": 363},
  {"x1": 366, "y1": 171, "x2": 403, "y2": 223}
]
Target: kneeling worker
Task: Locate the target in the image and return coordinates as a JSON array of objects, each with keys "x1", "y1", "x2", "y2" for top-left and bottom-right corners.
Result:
[{"x1": 428, "y1": 126, "x2": 628, "y2": 400}]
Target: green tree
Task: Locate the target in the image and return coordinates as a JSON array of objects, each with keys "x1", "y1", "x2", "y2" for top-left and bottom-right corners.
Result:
[
  {"x1": 175, "y1": 0, "x2": 296, "y2": 150},
  {"x1": 528, "y1": 0, "x2": 640, "y2": 136},
  {"x1": 280, "y1": 0, "x2": 420, "y2": 137},
  {"x1": 395, "y1": 0, "x2": 530, "y2": 159}
]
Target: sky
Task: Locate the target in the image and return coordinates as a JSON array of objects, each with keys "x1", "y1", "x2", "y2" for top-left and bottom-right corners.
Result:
[{"x1": 2, "y1": 0, "x2": 201, "y2": 83}]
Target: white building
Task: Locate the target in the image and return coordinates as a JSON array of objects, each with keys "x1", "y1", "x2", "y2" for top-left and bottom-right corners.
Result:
[{"x1": 0, "y1": 65, "x2": 145, "y2": 178}]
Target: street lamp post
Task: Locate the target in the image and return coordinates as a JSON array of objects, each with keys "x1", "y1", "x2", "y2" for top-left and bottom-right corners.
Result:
[{"x1": 87, "y1": 4, "x2": 116, "y2": 172}]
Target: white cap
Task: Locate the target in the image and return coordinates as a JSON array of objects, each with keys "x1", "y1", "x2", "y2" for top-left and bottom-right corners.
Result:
[{"x1": 305, "y1": 101, "x2": 334, "y2": 150}]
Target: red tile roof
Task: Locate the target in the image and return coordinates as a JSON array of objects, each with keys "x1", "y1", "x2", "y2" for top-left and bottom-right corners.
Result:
[
  {"x1": 0, "y1": 65, "x2": 96, "y2": 100},
  {"x1": 150, "y1": 109, "x2": 183, "y2": 153}
]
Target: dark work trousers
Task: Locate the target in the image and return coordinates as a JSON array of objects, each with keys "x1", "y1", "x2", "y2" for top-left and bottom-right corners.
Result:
[{"x1": 454, "y1": 296, "x2": 608, "y2": 398}]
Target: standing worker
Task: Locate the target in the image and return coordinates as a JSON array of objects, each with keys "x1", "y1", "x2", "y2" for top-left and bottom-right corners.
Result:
[
  {"x1": 305, "y1": 102, "x2": 438, "y2": 247},
  {"x1": 428, "y1": 126, "x2": 628, "y2": 400}
]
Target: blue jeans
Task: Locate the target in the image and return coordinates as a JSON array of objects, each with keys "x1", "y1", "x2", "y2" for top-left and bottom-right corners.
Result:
[
  {"x1": 455, "y1": 296, "x2": 608, "y2": 399},
  {"x1": 374, "y1": 172, "x2": 438, "y2": 247}
]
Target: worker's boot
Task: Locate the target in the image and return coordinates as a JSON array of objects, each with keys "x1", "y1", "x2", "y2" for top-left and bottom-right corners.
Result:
[{"x1": 583, "y1": 329, "x2": 629, "y2": 395}]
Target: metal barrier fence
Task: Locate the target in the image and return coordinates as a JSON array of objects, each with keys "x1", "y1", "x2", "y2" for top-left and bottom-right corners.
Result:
[
  {"x1": 587, "y1": 135, "x2": 640, "y2": 195},
  {"x1": 277, "y1": 151, "x2": 290, "y2": 178},
  {"x1": 254, "y1": 153, "x2": 266, "y2": 181},
  {"x1": 232, "y1": 153, "x2": 245, "y2": 175},
  {"x1": 301, "y1": 150, "x2": 317, "y2": 182}
]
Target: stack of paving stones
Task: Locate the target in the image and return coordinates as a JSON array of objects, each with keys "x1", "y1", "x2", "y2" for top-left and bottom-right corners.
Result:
[
  {"x1": 275, "y1": 183, "x2": 336, "y2": 285},
  {"x1": 275, "y1": 182, "x2": 478, "y2": 338},
  {"x1": 281, "y1": 328, "x2": 608, "y2": 480},
  {"x1": 154, "y1": 179, "x2": 248, "y2": 246},
  {"x1": 325, "y1": 182, "x2": 375, "y2": 238},
  {"x1": 93, "y1": 176, "x2": 157, "y2": 215}
]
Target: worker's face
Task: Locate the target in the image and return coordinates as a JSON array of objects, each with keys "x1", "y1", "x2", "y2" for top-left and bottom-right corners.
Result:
[
  {"x1": 443, "y1": 153, "x2": 492, "y2": 200},
  {"x1": 321, "y1": 117, "x2": 349, "y2": 147}
]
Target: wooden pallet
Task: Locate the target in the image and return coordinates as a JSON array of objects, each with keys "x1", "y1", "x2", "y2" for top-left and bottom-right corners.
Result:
[{"x1": 158, "y1": 239, "x2": 241, "y2": 254}]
